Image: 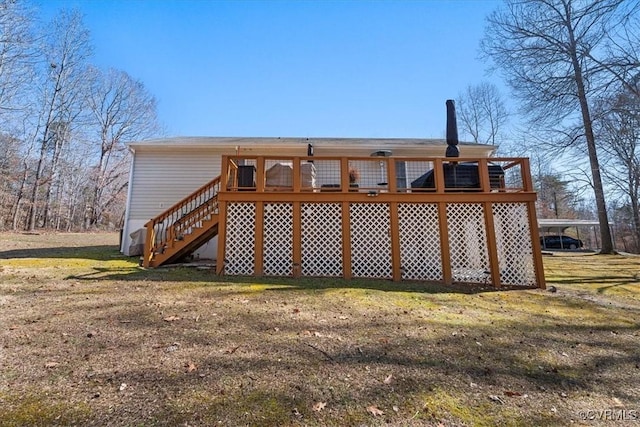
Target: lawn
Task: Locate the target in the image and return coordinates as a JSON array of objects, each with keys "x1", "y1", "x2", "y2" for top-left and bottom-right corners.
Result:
[{"x1": 0, "y1": 232, "x2": 639, "y2": 426}]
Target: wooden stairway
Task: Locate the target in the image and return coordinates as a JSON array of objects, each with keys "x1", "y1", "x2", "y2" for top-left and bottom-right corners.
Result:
[{"x1": 143, "y1": 176, "x2": 221, "y2": 268}]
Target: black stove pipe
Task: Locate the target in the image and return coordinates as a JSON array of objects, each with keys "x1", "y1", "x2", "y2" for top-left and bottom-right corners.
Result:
[{"x1": 445, "y1": 99, "x2": 460, "y2": 158}]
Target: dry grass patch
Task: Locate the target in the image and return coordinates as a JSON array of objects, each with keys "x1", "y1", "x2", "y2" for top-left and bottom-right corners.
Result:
[{"x1": 1, "y1": 232, "x2": 639, "y2": 426}]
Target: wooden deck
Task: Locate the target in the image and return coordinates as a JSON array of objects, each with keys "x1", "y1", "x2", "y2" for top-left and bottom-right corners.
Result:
[{"x1": 144, "y1": 155, "x2": 545, "y2": 288}]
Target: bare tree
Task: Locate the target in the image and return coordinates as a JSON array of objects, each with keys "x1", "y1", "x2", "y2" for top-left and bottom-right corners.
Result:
[
  {"x1": 26, "y1": 9, "x2": 91, "y2": 230},
  {"x1": 84, "y1": 67, "x2": 160, "y2": 228},
  {"x1": 481, "y1": 0, "x2": 639, "y2": 254},
  {"x1": 0, "y1": 0, "x2": 36, "y2": 121},
  {"x1": 596, "y1": 82, "x2": 640, "y2": 249},
  {"x1": 456, "y1": 82, "x2": 508, "y2": 146}
]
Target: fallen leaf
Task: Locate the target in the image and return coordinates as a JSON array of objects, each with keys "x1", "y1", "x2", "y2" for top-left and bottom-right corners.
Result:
[
  {"x1": 44, "y1": 361, "x2": 59, "y2": 368},
  {"x1": 392, "y1": 405, "x2": 399, "y2": 412},
  {"x1": 312, "y1": 402, "x2": 327, "y2": 412},
  {"x1": 185, "y1": 362, "x2": 197, "y2": 372},
  {"x1": 119, "y1": 383, "x2": 127, "y2": 392},
  {"x1": 224, "y1": 345, "x2": 240, "y2": 354},
  {"x1": 367, "y1": 405, "x2": 384, "y2": 416},
  {"x1": 488, "y1": 395, "x2": 505, "y2": 404},
  {"x1": 384, "y1": 374, "x2": 393, "y2": 384},
  {"x1": 504, "y1": 391, "x2": 522, "y2": 397},
  {"x1": 163, "y1": 316, "x2": 180, "y2": 322}
]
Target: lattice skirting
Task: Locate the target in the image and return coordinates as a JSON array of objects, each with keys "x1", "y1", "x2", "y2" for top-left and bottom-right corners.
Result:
[
  {"x1": 493, "y1": 203, "x2": 536, "y2": 286},
  {"x1": 301, "y1": 203, "x2": 343, "y2": 277},
  {"x1": 350, "y1": 203, "x2": 392, "y2": 278},
  {"x1": 223, "y1": 201, "x2": 539, "y2": 286},
  {"x1": 263, "y1": 203, "x2": 293, "y2": 276},
  {"x1": 224, "y1": 203, "x2": 256, "y2": 275},
  {"x1": 398, "y1": 203, "x2": 442, "y2": 281},
  {"x1": 447, "y1": 203, "x2": 491, "y2": 283}
]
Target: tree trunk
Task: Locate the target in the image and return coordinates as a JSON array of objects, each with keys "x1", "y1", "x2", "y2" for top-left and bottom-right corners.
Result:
[
  {"x1": 26, "y1": 141, "x2": 48, "y2": 231},
  {"x1": 567, "y1": 24, "x2": 615, "y2": 254}
]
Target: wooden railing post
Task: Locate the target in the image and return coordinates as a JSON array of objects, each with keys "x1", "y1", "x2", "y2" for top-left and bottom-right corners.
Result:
[
  {"x1": 256, "y1": 157, "x2": 265, "y2": 192},
  {"x1": 434, "y1": 158, "x2": 445, "y2": 193},
  {"x1": 143, "y1": 221, "x2": 155, "y2": 268},
  {"x1": 340, "y1": 158, "x2": 350, "y2": 192},
  {"x1": 388, "y1": 159, "x2": 397, "y2": 193},
  {"x1": 478, "y1": 158, "x2": 490, "y2": 193}
]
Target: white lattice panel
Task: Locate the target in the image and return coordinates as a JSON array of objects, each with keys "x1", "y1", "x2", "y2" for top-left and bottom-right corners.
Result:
[
  {"x1": 447, "y1": 203, "x2": 490, "y2": 283},
  {"x1": 350, "y1": 203, "x2": 392, "y2": 278},
  {"x1": 301, "y1": 203, "x2": 343, "y2": 277},
  {"x1": 225, "y1": 203, "x2": 255, "y2": 275},
  {"x1": 492, "y1": 203, "x2": 536, "y2": 286},
  {"x1": 263, "y1": 203, "x2": 293, "y2": 276},
  {"x1": 398, "y1": 203, "x2": 442, "y2": 280}
]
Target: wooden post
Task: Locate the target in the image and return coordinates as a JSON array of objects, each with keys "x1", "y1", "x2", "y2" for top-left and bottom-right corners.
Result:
[
  {"x1": 389, "y1": 202, "x2": 402, "y2": 281},
  {"x1": 255, "y1": 202, "x2": 264, "y2": 276},
  {"x1": 142, "y1": 221, "x2": 154, "y2": 268},
  {"x1": 483, "y1": 202, "x2": 501, "y2": 288},
  {"x1": 438, "y1": 202, "x2": 452, "y2": 285},
  {"x1": 292, "y1": 157, "x2": 301, "y2": 192},
  {"x1": 434, "y1": 158, "x2": 445, "y2": 193},
  {"x1": 215, "y1": 202, "x2": 227, "y2": 275},
  {"x1": 293, "y1": 202, "x2": 302, "y2": 278},
  {"x1": 256, "y1": 157, "x2": 265, "y2": 192},
  {"x1": 478, "y1": 158, "x2": 490, "y2": 192},
  {"x1": 340, "y1": 158, "x2": 350, "y2": 192},
  {"x1": 388, "y1": 159, "x2": 397, "y2": 193},
  {"x1": 527, "y1": 200, "x2": 546, "y2": 289},
  {"x1": 341, "y1": 201, "x2": 352, "y2": 279}
]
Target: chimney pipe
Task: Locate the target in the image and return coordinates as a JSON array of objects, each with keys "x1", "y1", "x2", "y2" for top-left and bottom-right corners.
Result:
[{"x1": 445, "y1": 99, "x2": 460, "y2": 157}]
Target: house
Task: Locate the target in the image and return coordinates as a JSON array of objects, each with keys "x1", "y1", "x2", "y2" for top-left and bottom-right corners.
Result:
[{"x1": 121, "y1": 136, "x2": 545, "y2": 288}]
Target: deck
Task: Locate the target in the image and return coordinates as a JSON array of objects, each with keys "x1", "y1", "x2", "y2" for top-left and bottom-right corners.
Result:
[{"x1": 145, "y1": 155, "x2": 545, "y2": 288}]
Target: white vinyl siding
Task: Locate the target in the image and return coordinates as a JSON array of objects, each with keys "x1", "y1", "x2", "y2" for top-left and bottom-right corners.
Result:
[{"x1": 128, "y1": 150, "x2": 221, "y2": 220}]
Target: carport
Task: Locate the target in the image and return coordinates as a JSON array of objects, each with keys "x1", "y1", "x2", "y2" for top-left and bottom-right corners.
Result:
[{"x1": 538, "y1": 219, "x2": 612, "y2": 251}]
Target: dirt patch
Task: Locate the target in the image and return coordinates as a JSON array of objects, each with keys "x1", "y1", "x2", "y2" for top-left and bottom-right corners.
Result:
[{"x1": 1, "y1": 232, "x2": 639, "y2": 426}]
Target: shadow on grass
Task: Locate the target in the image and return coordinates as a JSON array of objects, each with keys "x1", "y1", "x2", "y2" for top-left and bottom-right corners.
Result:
[
  {"x1": 0, "y1": 245, "x2": 125, "y2": 261},
  {"x1": 66, "y1": 264, "x2": 538, "y2": 295},
  {"x1": 546, "y1": 276, "x2": 638, "y2": 286}
]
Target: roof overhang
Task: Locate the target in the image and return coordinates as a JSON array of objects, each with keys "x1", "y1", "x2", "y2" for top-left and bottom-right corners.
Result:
[
  {"x1": 127, "y1": 136, "x2": 498, "y2": 158},
  {"x1": 538, "y1": 219, "x2": 610, "y2": 231}
]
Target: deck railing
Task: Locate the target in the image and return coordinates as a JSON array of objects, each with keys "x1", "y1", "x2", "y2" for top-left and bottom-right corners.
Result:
[
  {"x1": 220, "y1": 155, "x2": 533, "y2": 195},
  {"x1": 143, "y1": 176, "x2": 221, "y2": 267}
]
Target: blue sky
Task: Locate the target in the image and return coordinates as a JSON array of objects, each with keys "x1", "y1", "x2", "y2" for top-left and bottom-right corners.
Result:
[{"x1": 37, "y1": 0, "x2": 503, "y2": 139}]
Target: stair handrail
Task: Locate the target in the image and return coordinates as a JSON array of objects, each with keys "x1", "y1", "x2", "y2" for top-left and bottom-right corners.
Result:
[{"x1": 144, "y1": 176, "x2": 221, "y2": 267}]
